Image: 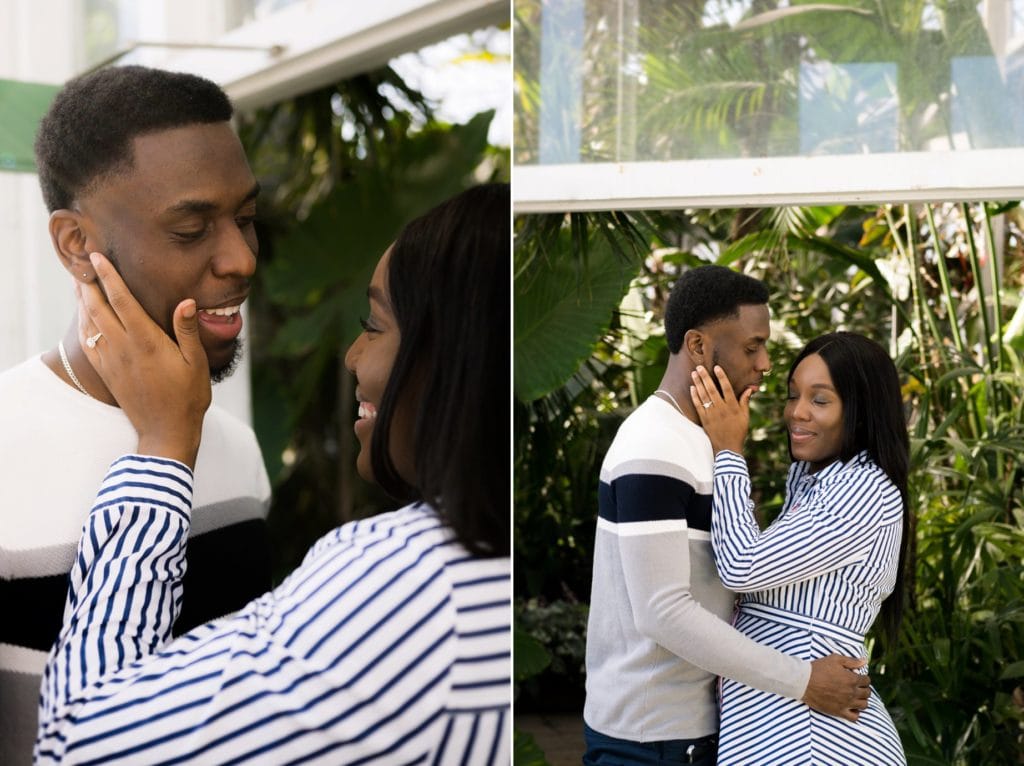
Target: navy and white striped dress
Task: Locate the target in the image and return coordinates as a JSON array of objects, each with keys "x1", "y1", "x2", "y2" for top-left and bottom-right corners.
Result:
[
  {"x1": 35, "y1": 455, "x2": 510, "y2": 765},
  {"x1": 712, "y1": 450, "x2": 906, "y2": 765}
]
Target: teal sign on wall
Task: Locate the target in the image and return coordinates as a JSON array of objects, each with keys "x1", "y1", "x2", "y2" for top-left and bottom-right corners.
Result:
[{"x1": 0, "y1": 79, "x2": 60, "y2": 173}]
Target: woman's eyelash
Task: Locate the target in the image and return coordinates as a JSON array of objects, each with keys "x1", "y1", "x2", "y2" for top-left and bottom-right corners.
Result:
[{"x1": 359, "y1": 317, "x2": 376, "y2": 332}]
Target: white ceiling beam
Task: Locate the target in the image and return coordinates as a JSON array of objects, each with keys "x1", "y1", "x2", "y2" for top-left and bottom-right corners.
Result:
[{"x1": 219, "y1": 0, "x2": 507, "y2": 111}]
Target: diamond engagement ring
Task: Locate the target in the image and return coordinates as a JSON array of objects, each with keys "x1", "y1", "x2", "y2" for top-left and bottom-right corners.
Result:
[
  {"x1": 702, "y1": 401, "x2": 712, "y2": 409},
  {"x1": 86, "y1": 332, "x2": 103, "y2": 349}
]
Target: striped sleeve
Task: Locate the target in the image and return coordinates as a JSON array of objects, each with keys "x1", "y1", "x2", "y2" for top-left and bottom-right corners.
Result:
[
  {"x1": 36, "y1": 455, "x2": 194, "y2": 760},
  {"x1": 34, "y1": 458, "x2": 506, "y2": 764},
  {"x1": 711, "y1": 451, "x2": 890, "y2": 592}
]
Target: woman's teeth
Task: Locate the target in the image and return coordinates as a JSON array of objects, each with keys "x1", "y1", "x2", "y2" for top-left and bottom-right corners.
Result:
[{"x1": 358, "y1": 402, "x2": 377, "y2": 420}]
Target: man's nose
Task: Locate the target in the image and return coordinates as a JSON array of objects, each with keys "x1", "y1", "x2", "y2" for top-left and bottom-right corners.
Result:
[
  {"x1": 212, "y1": 224, "x2": 257, "y2": 278},
  {"x1": 756, "y1": 347, "x2": 771, "y2": 373}
]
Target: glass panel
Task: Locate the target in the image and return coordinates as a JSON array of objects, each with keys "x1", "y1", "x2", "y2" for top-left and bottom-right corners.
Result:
[
  {"x1": 83, "y1": 0, "x2": 134, "y2": 68},
  {"x1": 1014, "y1": 0, "x2": 1024, "y2": 36},
  {"x1": 514, "y1": 0, "x2": 1024, "y2": 165},
  {"x1": 228, "y1": 0, "x2": 307, "y2": 28}
]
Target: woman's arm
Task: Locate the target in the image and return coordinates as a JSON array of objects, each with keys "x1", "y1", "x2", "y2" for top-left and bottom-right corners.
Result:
[
  {"x1": 35, "y1": 462, "x2": 459, "y2": 764},
  {"x1": 709, "y1": 450, "x2": 895, "y2": 591},
  {"x1": 36, "y1": 456, "x2": 193, "y2": 761}
]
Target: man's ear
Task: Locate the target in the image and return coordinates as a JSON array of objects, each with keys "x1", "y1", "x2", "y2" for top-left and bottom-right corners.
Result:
[
  {"x1": 683, "y1": 328, "x2": 707, "y2": 365},
  {"x1": 49, "y1": 209, "x2": 97, "y2": 282}
]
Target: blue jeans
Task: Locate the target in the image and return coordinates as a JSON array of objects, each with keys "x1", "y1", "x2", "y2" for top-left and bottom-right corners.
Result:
[{"x1": 583, "y1": 722, "x2": 717, "y2": 765}]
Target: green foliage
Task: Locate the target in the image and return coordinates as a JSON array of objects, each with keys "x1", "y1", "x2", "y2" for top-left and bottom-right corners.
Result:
[
  {"x1": 513, "y1": 600, "x2": 588, "y2": 765},
  {"x1": 514, "y1": 627, "x2": 552, "y2": 684},
  {"x1": 513, "y1": 730, "x2": 550, "y2": 766},
  {"x1": 513, "y1": 201, "x2": 1024, "y2": 762},
  {"x1": 514, "y1": 598, "x2": 589, "y2": 712},
  {"x1": 513, "y1": 216, "x2": 638, "y2": 402}
]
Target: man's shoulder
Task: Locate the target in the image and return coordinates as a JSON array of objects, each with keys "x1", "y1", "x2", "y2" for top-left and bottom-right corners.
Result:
[
  {"x1": 0, "y1": 355, "x2": 44, "y2": 393},
  {"x1": 197, "y1": 403, "x2": 265, "y2": 463},
  {"x1": 194, "y1": 404, "x2": 270, "y2": 504},
  {"x1": 615, "y1": 398, "x2": 704, "y2": 441},
  {"x1": 603, "y1": 399, "x2": 712, "y2": 478},
  {"x1": 202, "y1": 402, "x2": 260, "y2": 443}
]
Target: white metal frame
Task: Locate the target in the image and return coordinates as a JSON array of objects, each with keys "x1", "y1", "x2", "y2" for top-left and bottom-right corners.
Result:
[
  {"x1": 513, "y1": 149, "x2": 1024, "y2": 212},
  {"x1": 515, "y1": 0, "x2": 1024, "y2": 212}
]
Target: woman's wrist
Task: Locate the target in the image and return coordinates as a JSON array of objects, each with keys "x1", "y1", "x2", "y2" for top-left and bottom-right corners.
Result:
[
  {"x1": 714, "y1": 444, "x2": 744, "y2": 456},
  {"x1": 137, "y1": 433, "x2": 200, "y2": 470}
]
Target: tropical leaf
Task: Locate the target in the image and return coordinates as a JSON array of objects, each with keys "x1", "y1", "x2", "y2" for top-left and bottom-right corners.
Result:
[
  {"x1": 512, "y1": 730, "x2": 549, "y2": 766},
  {"x1": 514, "y1": 229, "x2": 636, "y2": 402},
  {"x1": 513, "y1": 628, "x2": 552, "y2": 683}
]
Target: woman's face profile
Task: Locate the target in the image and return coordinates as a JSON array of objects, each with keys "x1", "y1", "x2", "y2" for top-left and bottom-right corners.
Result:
[
  {"x1": 784, "y1": 353, "x2": 844, "y2": 473},
  {"x1": 344, "y1": 247, "x2": 416, "y2": 486}
]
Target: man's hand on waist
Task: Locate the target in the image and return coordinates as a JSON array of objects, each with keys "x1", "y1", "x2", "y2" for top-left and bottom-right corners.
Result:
[{"x1": 802, "y1": 654, "x2": 871, "y2": 721}]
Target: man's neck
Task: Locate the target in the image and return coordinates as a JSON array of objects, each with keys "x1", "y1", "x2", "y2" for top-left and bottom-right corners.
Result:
[
  {"x1": 41, "y1": 318, "x2": 119, "y2": 406},
  {"x1": 655, "y1": 357, "x2": 701, "y2": 426}
]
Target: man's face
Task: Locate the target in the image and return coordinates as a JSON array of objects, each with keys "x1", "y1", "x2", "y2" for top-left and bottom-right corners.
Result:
[
  {"x1": 701, "y1": 303, "x2": 772, "y2": 396},
  {"x1": 76, "y1": 122, "x2": 259, "y2": 380}
]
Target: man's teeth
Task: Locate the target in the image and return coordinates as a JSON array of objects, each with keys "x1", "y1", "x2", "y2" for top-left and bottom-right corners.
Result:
[{"x1": 201, "y1": 305, "x2": 241, "y2": 316}]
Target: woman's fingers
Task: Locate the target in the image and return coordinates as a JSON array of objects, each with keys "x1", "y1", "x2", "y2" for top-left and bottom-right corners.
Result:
[
  {"x1": 688, "y1": 384, "x2": 708, "y2": 422},
  {"x1": 690, "y1": 368, "x2": 717, "y2": 413},
  {"x1": 75, "y1": 257, "x2": 210, "y2": 468},
  {"x1": 711, "y1": 364, "x2": 737, "y2": 403},
  {"x1": 691, "y1": 366, "x2": 718, "y2": 405},
  {"x1": 77, "y1": 278, "x2": 123, "y2": 375},
  {"x1": 737, "y1": 381, "x2": 755, "y2": 410},
  {"x1": 78, "y1": 257, "x2": 127, "y2": 340},
  {"x1": 171, "y1": 299, "x2": 208, "y2": 372},
  {"x1": 89, "y1": 252, "x2": 146, "y2": 332}
]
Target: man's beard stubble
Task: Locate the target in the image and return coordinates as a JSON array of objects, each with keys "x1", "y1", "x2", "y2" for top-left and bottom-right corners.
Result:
[{"x1": 210, "y1": 341, "x2": 243, "y2": 384}]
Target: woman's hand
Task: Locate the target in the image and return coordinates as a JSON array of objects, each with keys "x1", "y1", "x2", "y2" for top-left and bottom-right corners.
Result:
[
  {"x1": 77, "y1": 252, "x2": 211, "y2": 469},
  {"x1": 689, "y1": 364, "x2": 751, "y2": 455}
]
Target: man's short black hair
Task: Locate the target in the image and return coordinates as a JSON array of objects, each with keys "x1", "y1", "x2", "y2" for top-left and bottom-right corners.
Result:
[
  {"x1": 34, "y1": 65, "x2": 233, "y2": 211},
  {"x1": 664, "y1": 265, "x2": 769, "y2": 353}
]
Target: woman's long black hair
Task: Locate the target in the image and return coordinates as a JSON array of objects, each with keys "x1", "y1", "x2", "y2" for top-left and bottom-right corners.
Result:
[
  {"x1": 369, "y1": 183, "x2": 509, "y2": 557},
  {"x1": 789, "y1": 332, "x2": 911, "y2": 644}
]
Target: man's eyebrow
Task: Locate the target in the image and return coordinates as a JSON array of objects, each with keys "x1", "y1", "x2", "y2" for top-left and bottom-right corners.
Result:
[
  {"x1": 164, "y1": 199, "x2": 217, "y2": 216},
  {"x1": 163, "y1": 182, "x2": 261, "y2": 216}
]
